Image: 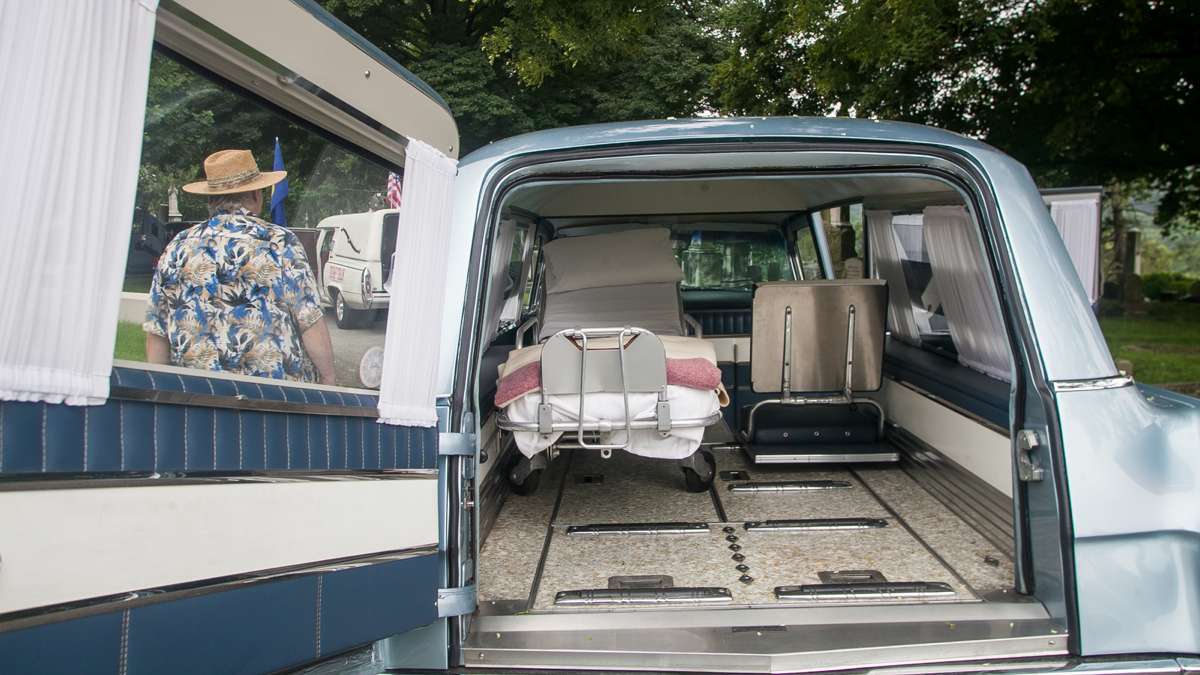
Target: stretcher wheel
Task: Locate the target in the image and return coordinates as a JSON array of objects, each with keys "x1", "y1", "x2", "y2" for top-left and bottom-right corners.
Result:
[
  {"x1": 681, "y1": 450, "x2": 716, "y2": 493},
  {"x1": 505, "y1": 452, "x2": 543, "y2": 496}
]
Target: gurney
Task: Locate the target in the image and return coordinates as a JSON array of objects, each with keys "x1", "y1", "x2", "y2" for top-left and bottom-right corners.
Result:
[{"x1": 493, "y1": 228, "x2": 726, "y2": 493}]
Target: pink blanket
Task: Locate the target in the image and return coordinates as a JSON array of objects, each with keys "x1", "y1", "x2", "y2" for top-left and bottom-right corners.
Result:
[{"x1": 496, "y1": 357, "x2": 723, "y2": 408}]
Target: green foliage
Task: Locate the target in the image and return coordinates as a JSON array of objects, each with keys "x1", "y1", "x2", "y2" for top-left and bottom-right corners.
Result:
[
  {"x1": 714, "y1": 0, "x2": 1200, "y2": 230},
  {"x1": 1142, "y1": 273, "x2": 1197, "y2": 301},
  {"x1": 114, "y1": 322, "x2": 147, "y2": 362}
]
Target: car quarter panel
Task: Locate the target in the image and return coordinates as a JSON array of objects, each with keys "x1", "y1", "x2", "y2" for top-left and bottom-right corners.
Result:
[{"x1": 1057, "y1": 384, "x2": 1200, "y2": 655}]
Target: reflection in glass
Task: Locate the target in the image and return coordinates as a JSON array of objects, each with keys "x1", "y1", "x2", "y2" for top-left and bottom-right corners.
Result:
[{"x1": 120, "y1": 49, "x2": 398, "y2": 390}]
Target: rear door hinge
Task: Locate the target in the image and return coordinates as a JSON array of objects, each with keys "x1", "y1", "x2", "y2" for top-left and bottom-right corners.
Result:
[
  {"x1": 436, "y1": 584, "x2": 477, "y2": 618},
  {"x1": 1016, "y1": 429, "x2": 1045, "y2": 482}
]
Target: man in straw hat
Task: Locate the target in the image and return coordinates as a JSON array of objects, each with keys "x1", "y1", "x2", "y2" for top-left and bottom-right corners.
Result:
[{"x1": 143, "y1": 149, "x2": 335, "y2": 385}]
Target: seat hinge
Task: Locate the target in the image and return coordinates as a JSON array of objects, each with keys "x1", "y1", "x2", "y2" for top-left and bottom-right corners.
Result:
[
  {"x1": 1016, "y1": 429, "x2": 1045, "y2": 482},
  {"x1": 436, "y1": 584, "x2": 477, "y2": 618}
]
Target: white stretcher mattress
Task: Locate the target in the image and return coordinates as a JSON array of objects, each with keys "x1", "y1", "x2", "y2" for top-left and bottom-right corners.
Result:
[{"x1": 505, "y1": 385, "x2": 720, "y2": 460}]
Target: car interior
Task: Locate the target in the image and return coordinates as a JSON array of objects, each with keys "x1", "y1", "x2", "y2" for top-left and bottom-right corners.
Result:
[{"x1": 467, "y1": 171, "x2": 1023, "y2": 628}]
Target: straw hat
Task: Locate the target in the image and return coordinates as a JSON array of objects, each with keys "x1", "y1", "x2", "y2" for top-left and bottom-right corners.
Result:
[{"x1": 182, "y1": 149, "x2": 286, "y2": 195}]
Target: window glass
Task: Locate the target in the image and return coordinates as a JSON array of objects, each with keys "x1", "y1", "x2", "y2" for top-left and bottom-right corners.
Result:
[
  {"x1": 119, "y1": 48, "x2": 399, "y2": 390},
  {"x1": 793, "y1": 223, "x2": 824, "y2": 279},
  {"x1": 887, "y1": 214, "x2": 951, "y2": 343},
  {"x1": 672, "y1": 230, "x2": 795, "y2": 290},
  {"x1": 823, "y1": 203, "x2": 867, "y2": 278}
]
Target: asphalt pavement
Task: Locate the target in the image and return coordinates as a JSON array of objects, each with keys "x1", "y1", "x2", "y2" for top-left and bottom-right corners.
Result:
[{"x1": 324, "y1": 312, "x2": 386, "y2": 389}]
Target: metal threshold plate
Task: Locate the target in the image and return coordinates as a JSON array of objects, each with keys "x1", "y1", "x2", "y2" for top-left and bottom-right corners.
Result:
[
  {"x1": 744, "y1": 518, "x2": 888, "y2": 531},
  {"x1": 555, "y1": 587, "x2": 734, "y2": 606},
  {"x1": 775, "y1": 581, "x2": 956, "y2": 601},
  {"x1": 565, "y1": 523, "x2": 711, "y2": 536},
  {"x1": 752, "y1": 452, "x2": 899, "y2": 464},
  {"x1": 728, "y1": 480, "x2": 852, "y2": 493}
]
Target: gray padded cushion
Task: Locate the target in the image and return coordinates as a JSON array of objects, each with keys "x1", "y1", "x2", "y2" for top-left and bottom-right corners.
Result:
[
  {"x1": 539, "y1": 282, "x2": 684, "y2": 341},
  {"x1": 542, "y1": 228, "x2": 683, "y2": 294}
]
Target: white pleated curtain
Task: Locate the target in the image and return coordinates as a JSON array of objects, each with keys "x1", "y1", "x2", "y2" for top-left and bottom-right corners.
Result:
[
  {"x1": 922, "y1": 206, "x2": 1013, "y2": 381},
  {"x1": 378, "y1": 140, "x2": 458, "y2": 427},
  {"x1": 0, "y1": 0, "x2": 159, "y2": 405},
  {"x1": 1048, "y1": 198, "x2": 1101, "y2": 303},
  {"x1": 866, "y1": 211, "x2": 922, "y2": 344},
  {"x1": 482, "y1": 219, "x2": 518, "y2": 344}
]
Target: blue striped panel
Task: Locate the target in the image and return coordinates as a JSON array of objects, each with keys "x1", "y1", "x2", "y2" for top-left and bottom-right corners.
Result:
[
  {"x1": 0, "y1": 553, "x2": 441, "y2": 675},
  {"x1": 0, "y1": 367, "x2": 438, "y2": 475}
]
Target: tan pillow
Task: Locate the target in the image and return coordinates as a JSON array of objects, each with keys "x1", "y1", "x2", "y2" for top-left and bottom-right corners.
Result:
[{"x1": 542, "y1": 227, "x2": 683, "y2": 294}]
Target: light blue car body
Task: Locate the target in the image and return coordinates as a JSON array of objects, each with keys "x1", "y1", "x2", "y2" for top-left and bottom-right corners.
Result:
[{"x1": 455, "y1": 117, "x2": 1200, "y2": 657}]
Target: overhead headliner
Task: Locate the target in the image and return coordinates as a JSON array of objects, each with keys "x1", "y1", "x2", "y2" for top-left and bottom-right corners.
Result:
[{"x1": 503, "y1": 173, "x2": 962, "y2": 222}]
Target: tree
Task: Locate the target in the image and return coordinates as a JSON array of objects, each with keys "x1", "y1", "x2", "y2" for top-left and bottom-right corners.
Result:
[{"x1": 714, "y1": 0, "x2": 1200, "y2": 230}]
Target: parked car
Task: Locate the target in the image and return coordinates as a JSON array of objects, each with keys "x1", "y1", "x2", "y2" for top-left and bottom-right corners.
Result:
[
  {"x1": 313, "y1": 209, "x2": 399, "y2": 328},
  {"x1": 2, "y1": 1, "x2": 1196, "y2": 675}
]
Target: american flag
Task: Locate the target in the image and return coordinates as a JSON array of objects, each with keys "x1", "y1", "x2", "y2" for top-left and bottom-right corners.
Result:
[{"x1": 386, "y1": 171, "x2": 402, "y2": 208}]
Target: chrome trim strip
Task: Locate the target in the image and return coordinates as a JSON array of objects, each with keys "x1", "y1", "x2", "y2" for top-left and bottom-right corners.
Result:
[
  {"x1": 554, "y1": 588, "x2": 733, "y2": 607},
  {"x1": 744, "y1": 518, "x2": 889, "y2": 532},
  {"x1": 0, "y1": 469, "x2": 437, "y2": 491},
  {"x1": 727, "y1": 480, "x2": 852, "y2": 492},
  {"x1": 0, "y1": 545, "x2": 438, "y2": 633},
  {"x1": 1051, "y1": 375, "x2": 1134, "y2": 392},
  {"x1": 774, "y1": 581, "x2": 956, "y2": 601},
  {"x1": 565, "y1": 523, "x2": 711, "y2": 536},
  {"x1": 752, "y1": 452, "x2": 899, "y2": 464},
  {"x1": 109, "y1": 385, "x2": 377, "y2": 417}
]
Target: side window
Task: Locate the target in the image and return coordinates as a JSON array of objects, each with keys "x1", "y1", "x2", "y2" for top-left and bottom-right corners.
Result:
[
  {"x1": 889, "y1": 214, "x2": 950, "y2": 339},
  {"x1": 821, "y1": 202, "x2": 867, "y2": 278},
  {"x1": 119, "y1": 48, "x2": 399, "y2": 390},
  {"x1": 793, "y1": 222, "x2": 824, "y2": 279}
]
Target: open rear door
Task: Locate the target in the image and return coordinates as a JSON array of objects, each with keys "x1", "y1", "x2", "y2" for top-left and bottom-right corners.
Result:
[{"x1": 0, "y1": 2, "x2": 462, "y2": 673}]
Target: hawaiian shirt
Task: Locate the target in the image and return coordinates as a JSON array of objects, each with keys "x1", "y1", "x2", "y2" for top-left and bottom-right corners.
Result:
[{"x1": 144, "y1": 208, "x2": 325, "y2": 382}]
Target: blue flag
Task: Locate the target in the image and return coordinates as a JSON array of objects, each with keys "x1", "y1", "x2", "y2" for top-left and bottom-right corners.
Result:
[{"x1": 270, "y1": 137, "x2": 288, "y2": 226}]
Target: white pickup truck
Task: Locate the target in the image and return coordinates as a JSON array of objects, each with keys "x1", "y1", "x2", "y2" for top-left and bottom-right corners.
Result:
[{"x1": 314, "y1": 209, "x2": 398, "y2": 328}]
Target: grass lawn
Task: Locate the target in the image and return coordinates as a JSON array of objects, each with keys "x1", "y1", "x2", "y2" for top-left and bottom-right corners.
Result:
[
  {"x1": 1099, "y1": 302, "x2": 1200, "y2": 391},
  {"x1": 114, "y1": 321, "x2": 146, "y2": 362},
  {"x1": 122, "y1": 276, "x2": 153, "y2": 293}
]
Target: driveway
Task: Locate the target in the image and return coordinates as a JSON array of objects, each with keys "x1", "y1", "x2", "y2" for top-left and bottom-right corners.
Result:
[{"x1": 324, "y1": 313, "x2": 386, "y2": 389}]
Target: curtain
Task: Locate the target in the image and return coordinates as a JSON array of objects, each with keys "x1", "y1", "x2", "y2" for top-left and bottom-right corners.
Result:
[
  {"x1": 923, "y1": 206, "x2": 1013, "y2": 381},
  {"x1": 1049, "y1": 198, "x2": 1101, "y2": 303},
  {"x1": 867, "y1": 211, "x2": 922, "y2": 344},
  {"x1": 0, "y1": 0, "x2": 159, "y2": 405},
  {"x1": 482, "y1": 219, "x2": 518, "y2": 344},
  {"x1": 378, "y1": 140, "x2": 458, "y2": 427}
]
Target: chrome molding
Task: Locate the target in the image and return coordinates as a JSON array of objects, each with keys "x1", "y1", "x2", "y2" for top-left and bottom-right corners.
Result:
[
  {"x1": 109, "y1": 385, "x2": 378, "y2": 417},
  {"x1": 752, "y1": 451, "x2": 899, "y2": 464},
  {"x1": 727, "y1": 480, "x2": 852, "y2": 492},
  {"x1": 554, "y1": 588, "x2": 733, "y2": 607},
  {"x1": 1051, "y1": 375, "x2": 1135, "y2": 393},
  {"x1": 743, "y1": 518, "x2": 889, "y2": 531},
  {"x1": 0, "y1": 545, "x2": 438, "y2": 633},
  {"x1": 775, "y1": 581, "x2": 956, "y2": 601},
  {"x1": 0, "y1": 469, "x2": 437, "y2": 492},
  {"x1": 564, "y1": 523, "x2": 711, "y2": 536}
]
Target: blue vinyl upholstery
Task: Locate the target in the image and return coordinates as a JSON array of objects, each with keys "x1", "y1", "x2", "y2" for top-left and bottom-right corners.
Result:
[
  {"x1": 0, "y1": 554, "x2": 440, "y2": 675},
  {"x1": 0, "y1": 366, "x2": 437, "y2": 474},
  {"x1": 690, "y1": 309, "x2": 752, "y2": 336},
  {"x1": 882, "y1": 339, "x2": 1010, "y2": 428}
]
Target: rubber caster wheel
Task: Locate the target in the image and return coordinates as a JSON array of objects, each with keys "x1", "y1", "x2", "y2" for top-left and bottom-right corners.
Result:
[
  {"x1": 681, "y1": 450, "x2": 716, "y2": 493},
  {"x1": 506, "y1": 453, "x2": 543, "y2": 496}
]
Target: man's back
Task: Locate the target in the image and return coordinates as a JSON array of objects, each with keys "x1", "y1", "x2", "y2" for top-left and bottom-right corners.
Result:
[{"x1": 144, "y1": 208, "x2": 325, "y2": 382}]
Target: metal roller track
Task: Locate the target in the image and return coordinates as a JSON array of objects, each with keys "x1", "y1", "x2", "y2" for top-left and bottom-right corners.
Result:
[
  {"x1": 554, "y1": 587, "x2": 734, "y2": 607},
  {"x1": 744, "y1": 518, "x2": 888, "y2": 532},
  {"x1": 565, "y1": 523, "x2": 711, "y2": 536},
  {"x1": 727, "y1": 480, "x2": 852, "y2": 493},
  {"x1": 775, "y1": 581, "x2": 956, "y2": 601}
]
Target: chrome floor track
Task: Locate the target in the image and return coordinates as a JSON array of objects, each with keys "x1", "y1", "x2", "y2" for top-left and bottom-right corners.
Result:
[{"x1": 477, "y1": 448, "x2": 1015, "y2": 609}]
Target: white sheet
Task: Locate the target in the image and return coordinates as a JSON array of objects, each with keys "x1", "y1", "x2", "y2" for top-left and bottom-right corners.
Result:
[{"x1": 506, "y1": 385, "x2": 720, "y2": 460}]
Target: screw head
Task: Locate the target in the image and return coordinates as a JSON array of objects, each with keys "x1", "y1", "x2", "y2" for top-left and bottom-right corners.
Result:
[
  {"x1": 731, "y1": 553, "x2": 745, "y2": 562},
  {"x1": 729, "y1": 543, "x2": 741, "y2": 552},
  {"x1": 739, "y1": 574, "x2": 754, "y2": 584},
  {"x1": 736, "y1": 564, "x2": 750, "y2": 572}
]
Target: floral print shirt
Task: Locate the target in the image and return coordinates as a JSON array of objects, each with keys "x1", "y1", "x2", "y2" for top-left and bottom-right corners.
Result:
[{"x1": 144, "y1": 208, "x2": 325, "y2": 382}]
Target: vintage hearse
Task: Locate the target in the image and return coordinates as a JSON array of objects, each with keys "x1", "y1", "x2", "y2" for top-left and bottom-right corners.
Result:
[{"x1": 0, "y1": 1, "x2": 1197, "y2": 674}]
